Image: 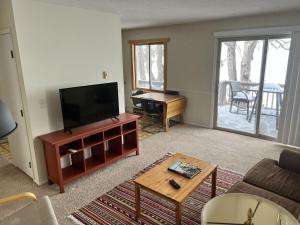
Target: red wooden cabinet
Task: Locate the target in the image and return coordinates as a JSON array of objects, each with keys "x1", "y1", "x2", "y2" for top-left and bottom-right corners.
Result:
[{"x1": 39, "y1": 113, "x2": 140, "y2": 193}]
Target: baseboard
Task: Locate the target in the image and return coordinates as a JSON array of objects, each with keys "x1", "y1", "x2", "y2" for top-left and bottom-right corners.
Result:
[
  {"x1": 276, "y1": 143, "x2": 300, "y2": 150},
  {"x1": 126, "y1": 107, "x2": 212, "y2": 129},
  {"x1": 33, "y1": 178, "x2": 48, "y2": 186},
  {"x1": 183, "y1": 120, "x2": 211, "y2": 129}
]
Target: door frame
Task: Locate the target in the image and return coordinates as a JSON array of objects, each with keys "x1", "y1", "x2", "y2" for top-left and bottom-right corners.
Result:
[
  {"x1": 211, "y1": 26, "x2": 300, "y2": 129},
  {"x1": 0, "y1": 29, "x2": 34, "y2": 178},
  {"x1": 213, "y1": 34, "x2": 291, "y2": 141}
]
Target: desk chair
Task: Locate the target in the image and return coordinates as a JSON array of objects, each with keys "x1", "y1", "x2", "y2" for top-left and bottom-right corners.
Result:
[
  {"x1": 142, "y1": 100, "x2": 163, "y2": 132},
  {"x1": 165, "y1": 90, "x2": 179, "y2": 95},
  {"x1": 131, "y1": 90, "x2": 144, "y2": 114}
]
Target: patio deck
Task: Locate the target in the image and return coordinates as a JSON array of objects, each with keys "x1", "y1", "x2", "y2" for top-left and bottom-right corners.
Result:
[{"x1": 217, "y1": 105, "x2": 278, "y2": 138}]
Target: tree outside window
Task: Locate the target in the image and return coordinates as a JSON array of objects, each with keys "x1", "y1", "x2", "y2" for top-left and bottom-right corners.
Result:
[{"x1": 129, "y1": 38, "x2": 169, "y2": 91}]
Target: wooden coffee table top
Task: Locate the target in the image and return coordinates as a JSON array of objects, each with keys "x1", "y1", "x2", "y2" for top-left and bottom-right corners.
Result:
[{"x1": 134, "y1": 153, "x2": 217, "y2": 203}]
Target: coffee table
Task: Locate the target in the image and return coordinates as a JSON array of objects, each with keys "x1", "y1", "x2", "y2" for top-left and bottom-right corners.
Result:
[{"x1": 134, "y1": 153, "x2": 218, "y2": 225}]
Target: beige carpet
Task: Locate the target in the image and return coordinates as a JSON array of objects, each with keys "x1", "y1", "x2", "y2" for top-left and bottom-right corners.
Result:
[{"x1": 0, "y1": 125, "x2": 294, "y2": 224}]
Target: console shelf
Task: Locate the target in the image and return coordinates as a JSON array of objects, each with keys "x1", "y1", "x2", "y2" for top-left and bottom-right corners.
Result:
[
  {"x1": 39, "y1": 113, "x2": 140, "y2": 193},
  {"x1": 62, "y1": 166, "x2": 84, "y2": 183},
  {"x1": 83, "y1": 133, "x2": 104, "y2": 148}
]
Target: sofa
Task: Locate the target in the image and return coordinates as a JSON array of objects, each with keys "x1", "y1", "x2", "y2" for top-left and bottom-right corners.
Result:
[{"x1": 228, "y1": 149, "x2": 300, "y2": 221}]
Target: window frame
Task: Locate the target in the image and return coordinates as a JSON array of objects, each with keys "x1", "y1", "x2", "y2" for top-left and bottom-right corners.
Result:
[{"x1": 128, "y1": 38, "x2": 170, "y2": 92}]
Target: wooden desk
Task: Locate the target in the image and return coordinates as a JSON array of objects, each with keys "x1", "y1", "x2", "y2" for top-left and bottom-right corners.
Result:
[
  {"x1": 131, "y1": 92, "x2": 186, "y2": 131},
  {"x1": 134, "y1": 153, "x2": 217, "y2": 225}
]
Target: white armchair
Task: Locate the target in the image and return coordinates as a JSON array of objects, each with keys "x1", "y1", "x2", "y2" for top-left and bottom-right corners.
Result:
[{"x1": 0, "y1": 192, "x2": 58, "y2": 225}]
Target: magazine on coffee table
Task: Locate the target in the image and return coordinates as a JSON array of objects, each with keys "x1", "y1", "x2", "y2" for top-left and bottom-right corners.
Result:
[{"x1": 168, "y1": 161, "x2": 201, "y2": 179}]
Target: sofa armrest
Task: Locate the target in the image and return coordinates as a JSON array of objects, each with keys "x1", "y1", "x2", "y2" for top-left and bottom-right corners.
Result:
[{"x1": 279, "y1": 149, "x2": 300, "y2": 174}]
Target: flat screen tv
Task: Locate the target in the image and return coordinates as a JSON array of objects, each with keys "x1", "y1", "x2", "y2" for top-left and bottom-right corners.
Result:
[{"x1": 59, "y1": 82, "x2": 119, "y2": 132}]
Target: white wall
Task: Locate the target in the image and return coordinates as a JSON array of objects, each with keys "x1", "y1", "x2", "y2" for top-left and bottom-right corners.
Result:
[
  {"x1": 11, "y1": 0, "x2": 125, "y2": 183},
  {"x1": 122, "y1": 11, "x2": 300, "y2": 127},
  {"x1": 0, "y1": 0, "x2": 12, "y2": 99},
  {"x1": 0, "y1": 0, "x2": 12, "y2": 30}
]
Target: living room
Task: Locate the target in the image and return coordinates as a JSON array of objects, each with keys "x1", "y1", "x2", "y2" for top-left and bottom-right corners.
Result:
[{"x1": 0, "y1": 0, "x2": 300, "y2": 224}]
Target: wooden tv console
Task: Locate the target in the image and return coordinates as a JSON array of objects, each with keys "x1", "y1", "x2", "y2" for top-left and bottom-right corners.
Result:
[{"x1": 39, "y1": 113, "x2": 140, "y2": 193}]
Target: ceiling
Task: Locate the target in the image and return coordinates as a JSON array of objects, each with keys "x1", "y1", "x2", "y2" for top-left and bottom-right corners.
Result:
[{"x1": 36, "y1": 0, "x2": 300, "y2": 29}]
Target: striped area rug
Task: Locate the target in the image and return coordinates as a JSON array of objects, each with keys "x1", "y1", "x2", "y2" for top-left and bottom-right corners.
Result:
[
  {"x1": 0, "y1": 142, "x2": 12, "y2": 161},
  {"x1": 138, "y1": 117, "x2": 164, "y2": 141},
  {"x1": 69, "y1": 154, "x2": 243, "y2": 225}
]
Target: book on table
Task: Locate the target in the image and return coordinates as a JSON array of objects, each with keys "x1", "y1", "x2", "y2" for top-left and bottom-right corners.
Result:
[{"x1": 168, "y1": 161, "x2": 201, "y2": 179}]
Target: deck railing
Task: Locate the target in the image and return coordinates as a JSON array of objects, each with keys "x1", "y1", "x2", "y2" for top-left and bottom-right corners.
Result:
[
  {"x1": 219, "y1": 81, "x2": 284, "y2": 110},
  {"x1": 137, "y1": 80, "x2": 164, "y2": 90}
]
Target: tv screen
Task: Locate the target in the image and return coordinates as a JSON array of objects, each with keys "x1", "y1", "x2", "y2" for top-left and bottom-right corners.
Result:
[{"x1": 59, "y1": 82, "x2": 119, "y2": 130}]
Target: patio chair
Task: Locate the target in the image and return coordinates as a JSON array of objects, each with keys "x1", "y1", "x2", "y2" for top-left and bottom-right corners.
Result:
[{"x1": 229, "y1": 81, "x2": 256, "y2": 120}]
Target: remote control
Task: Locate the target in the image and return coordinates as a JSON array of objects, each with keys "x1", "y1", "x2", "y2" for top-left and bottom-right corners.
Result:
[{"x1": 169, "y1": 179, "x2": 181, "y2": 189}]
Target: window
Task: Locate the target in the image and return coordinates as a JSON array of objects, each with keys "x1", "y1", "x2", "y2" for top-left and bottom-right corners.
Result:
[{"x1": 129, "y1": 38, "x2": 170, "y2": 91}]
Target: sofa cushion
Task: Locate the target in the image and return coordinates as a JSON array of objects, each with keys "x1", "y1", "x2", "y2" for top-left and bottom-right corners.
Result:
[
  {"x1": 244, "y1": 158, "x2": 300, "y2": 203},
  {"x1": 228, "y1": 181, "x2": 300, "y2": 221},
  {"x1": 279, "y1": 149, "x2": 300, "y2": 174}
]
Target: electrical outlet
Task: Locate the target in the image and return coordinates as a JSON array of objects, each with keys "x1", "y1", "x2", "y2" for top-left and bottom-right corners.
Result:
[{"x1": 102, "y1": 71, "x2": 109, "y2": 79}]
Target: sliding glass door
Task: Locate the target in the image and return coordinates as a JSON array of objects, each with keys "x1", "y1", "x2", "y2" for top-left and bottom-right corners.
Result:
[
  {"x1": 215, "y1": 36, "x2": 291, "y2": 139},
  {"x1": 258, "y1": 38, "x2": 291, "y2": 138},
  {"x1": 216, "y1": 39, "x2": 264, "y2": 135}
]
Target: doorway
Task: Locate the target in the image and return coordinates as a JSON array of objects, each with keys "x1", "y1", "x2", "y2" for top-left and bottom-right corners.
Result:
[
  {"x1": 215, "y1": 36, "x2": 291, "y2": 140},
  {"x1": 0, "y1": 33, "x2": 33, "y2": 177}
]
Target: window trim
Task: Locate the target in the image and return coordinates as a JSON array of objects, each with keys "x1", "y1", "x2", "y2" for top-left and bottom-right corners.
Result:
[{"x1": 128, "y1": 38, "x2": 170, "y2": 92}]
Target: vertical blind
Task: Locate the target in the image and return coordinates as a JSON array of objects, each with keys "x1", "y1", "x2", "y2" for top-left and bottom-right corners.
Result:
[{"x1": 278, "y1": 31, "x2": 300, "y2": 147}]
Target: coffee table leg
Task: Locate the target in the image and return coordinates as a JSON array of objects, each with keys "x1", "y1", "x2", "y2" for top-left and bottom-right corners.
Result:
[
  {"x1": 211, "y1": 168, "x2": 217, "y2": 198},
  {"x1": 176, "y1": 202, "x2": 182, "y2": 225},
  {"x1": 135, "y1": 184, "x2": 141, "y2": 220}
]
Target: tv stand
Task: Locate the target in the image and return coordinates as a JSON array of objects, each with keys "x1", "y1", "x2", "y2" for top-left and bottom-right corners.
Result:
[
  {"x1": 39, "y1": 113, "x2": 140, "y2": 193},
  {"x1": 111, "y1": 116, "x2": 120, "y2": 121},
  {"x1": 64, "y1": 128, "x2": 73, "y2": 135}
]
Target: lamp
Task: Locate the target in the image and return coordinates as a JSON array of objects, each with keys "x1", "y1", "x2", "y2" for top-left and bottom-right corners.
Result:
[{"x1": 0, "y1": 100, "x2": 17, "y2": 139}]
